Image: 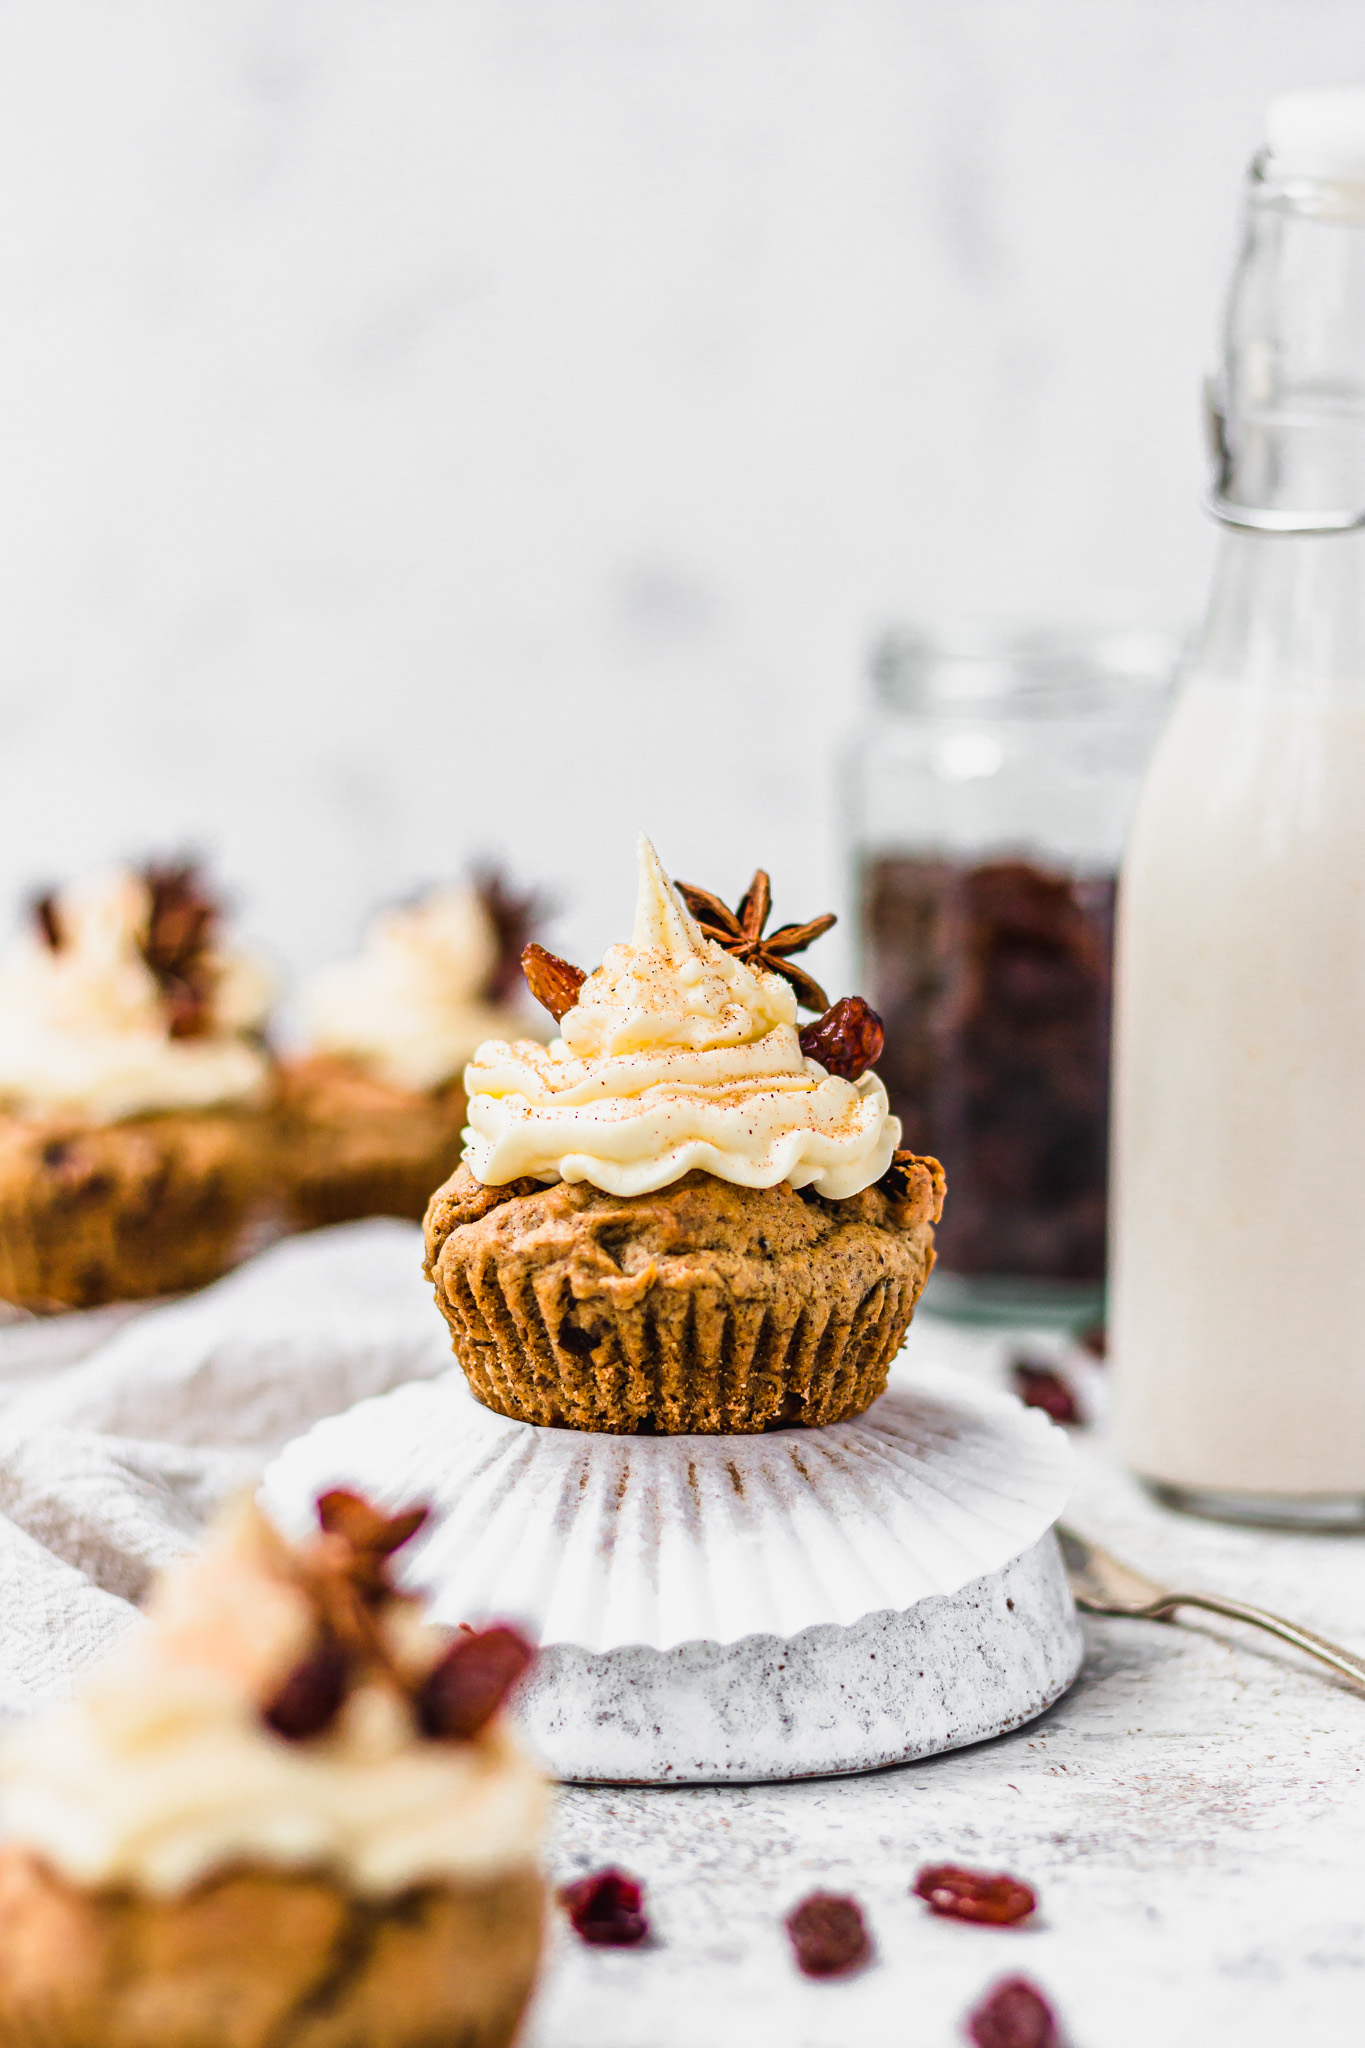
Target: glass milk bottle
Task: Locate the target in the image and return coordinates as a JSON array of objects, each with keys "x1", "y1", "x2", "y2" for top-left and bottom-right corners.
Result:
[{"x1": 1112, "y1": 91, "x2": 1365, "y2": 1526}]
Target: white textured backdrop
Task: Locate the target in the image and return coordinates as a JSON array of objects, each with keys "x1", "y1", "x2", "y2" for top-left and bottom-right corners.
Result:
[{"x1": 0, "y1": 1, "x2": 1357, "y2": 989}]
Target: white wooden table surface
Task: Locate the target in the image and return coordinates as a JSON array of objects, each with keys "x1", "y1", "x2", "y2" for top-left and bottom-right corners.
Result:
[{"x1": 530, "y1": 1313, "x2": 1365, "y2": 2048}]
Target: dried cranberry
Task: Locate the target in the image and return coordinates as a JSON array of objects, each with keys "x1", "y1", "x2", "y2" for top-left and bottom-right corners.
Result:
[
  {"x1": 799, "y1": 996, "x2": 885, "y2": 1082},
  {"x1": 415, "y1": 1624, "x2": 535, "y2": 1739},
  {"x1": 1078, "y1": 1322, "x2": 1107, "y2": 1360},
  {"x1": 914, "y1": 1864, "x2": 1036, "y2": 1926},
  {"x1": 558, "y1": 1867, "x2": 649, "y2": 1946},
  {"x1": 966, "y1": 1976, "x2": 1060, "y2": 2048},
  {"x1": 784, "y1": 1892, "x2": 871, "y2": 1977},
  {"x1": 262, "y1": 1637, "x2": 349, "y2": 1741},
  {"x1": 1010, "y1": 1357, "x2": 1082, "y2": 1426}
]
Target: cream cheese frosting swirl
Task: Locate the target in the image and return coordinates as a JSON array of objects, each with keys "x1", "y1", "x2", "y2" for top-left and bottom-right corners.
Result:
[
  {"x1": 0, "y1": 1499, "x2": 547, "y2": 1899},
  {"x1": 300, "y1": 885, "x2": 540, "y2": 1095},
  {"x1": 463, "y1": 837, "x2": 900, "y2": 1199},
  {"x1": 0, "y1": 870, "x2": 270, "y2": 1124}
]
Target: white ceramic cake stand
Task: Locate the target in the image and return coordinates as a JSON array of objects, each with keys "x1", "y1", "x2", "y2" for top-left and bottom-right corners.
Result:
[{"x1": 261, "y1": 1363, "x2": 1082, "y2": 1784}]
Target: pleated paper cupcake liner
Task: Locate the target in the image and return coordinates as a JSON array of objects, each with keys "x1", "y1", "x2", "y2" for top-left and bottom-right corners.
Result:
[
  {"x1": 262, "y1": 1362, "x2": 1074, "y2": 1653},
  {"x1": 445, "y1": 1259, "x2": 922, "y2": 1435}
]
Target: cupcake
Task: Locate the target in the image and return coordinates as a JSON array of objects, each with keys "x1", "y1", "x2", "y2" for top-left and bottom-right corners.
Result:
[
  {"x1": 0, "y1": 862, "x2": 275, "y2": 1309},
  {"x1": 0, "y1": 1490, "x2": 547, "y2": 2048},
  {"x1": 280, "y1": 873, "x2": 545, "y2": 1230},
  {"x1": 425, "y1": 836, "x2": 944, "y2": 1434}
]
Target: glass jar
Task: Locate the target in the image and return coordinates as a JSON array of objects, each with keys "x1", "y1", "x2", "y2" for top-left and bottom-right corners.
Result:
[{"x1": 846, "y1": 621, "x2": 1177, "y2": 1325}]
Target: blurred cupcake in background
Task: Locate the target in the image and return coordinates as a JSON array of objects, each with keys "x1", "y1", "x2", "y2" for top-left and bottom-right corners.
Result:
[
  {"x1": 279, "y1": 871, "x2": 547, "y2": 1231},
  {"x1": 0, "y1": 860, "x2": 275, "y2": 1309}
]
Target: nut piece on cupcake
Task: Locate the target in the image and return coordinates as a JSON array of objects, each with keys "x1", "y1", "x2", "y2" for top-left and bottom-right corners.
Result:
[
  {"x1": 0, "y1": 1490, "x2": 547, "y2": 2048},
  {"x1": 0, "y1": 861, "x2": 276, "y2": 1309},
  {"x1": 425, "y1": 835, "x2": 944, "y2": 1434},
  {"x1": 279, "y1": 872, "x2": 548, "y2": 1231}
]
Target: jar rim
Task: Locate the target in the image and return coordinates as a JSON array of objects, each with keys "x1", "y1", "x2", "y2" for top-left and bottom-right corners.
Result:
[{"x1": 870, "y1": 620, "x2": 1180, "y2": 715}]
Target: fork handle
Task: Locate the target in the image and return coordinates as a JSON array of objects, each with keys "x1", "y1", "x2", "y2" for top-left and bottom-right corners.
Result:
[{"x1": 1150, "y1": 1592, "x2": 1365, "y2": 1689}]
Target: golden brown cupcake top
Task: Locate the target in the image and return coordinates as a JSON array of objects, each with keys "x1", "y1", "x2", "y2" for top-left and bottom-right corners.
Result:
[{"x1": 0, "y1": 1493, "x2": 546, "y2": 1898}]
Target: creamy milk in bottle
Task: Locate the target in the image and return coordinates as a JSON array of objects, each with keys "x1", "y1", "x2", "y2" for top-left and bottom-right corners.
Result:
[{"x1": 1112, "y1": 91, "x2": 1365, "y2": 1524}]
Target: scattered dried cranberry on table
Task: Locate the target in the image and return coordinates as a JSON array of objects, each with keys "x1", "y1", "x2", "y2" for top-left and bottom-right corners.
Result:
[
  {"x1": 965, "y1": 1976, "x2": 1061, "y2": 2048},
  {"x1": 1010, "y1": 1357, "x2": 1083, "y2": 1426},
  {"x1": 914, "y1": 1864, "x2": 1036, "y2": 1926},
  {"x1": 784, "y1": 1892, "x2": 871, "y2": 1977},
  {"x1": 558, "y1": 1868, "x2": 650, "y2": 1947}
]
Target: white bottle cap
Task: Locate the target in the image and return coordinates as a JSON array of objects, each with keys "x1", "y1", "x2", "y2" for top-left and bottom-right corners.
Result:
[{"x1": 1265, "y1": 89, "x2": 1365, "y2": 179}]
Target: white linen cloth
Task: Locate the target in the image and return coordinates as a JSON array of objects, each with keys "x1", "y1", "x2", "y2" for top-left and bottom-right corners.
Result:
[{"x1": 0, "y1": 1220, "x2": 448, "y2": 1719}]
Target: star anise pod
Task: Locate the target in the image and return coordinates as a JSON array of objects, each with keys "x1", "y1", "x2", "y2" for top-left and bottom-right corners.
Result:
[
  {"x1": 315, "y1": 1489, "x2": 429, "y2": 1603},
  {"x1": 674, "y1": 869, "x2": 836, "y2": 1013},
  {"x1": 139, "y1": 860, "x2": 219, "y2": 1039},
  {"x1": 522, "y1": 943, "x2": 586, "y2": 1021},
  {"x1": 473, "y1": 866, "x2": 549, "y2": 1005}
]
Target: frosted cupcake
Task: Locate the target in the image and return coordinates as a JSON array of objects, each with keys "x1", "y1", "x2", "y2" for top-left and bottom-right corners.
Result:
[
  {"x1": 0, "y1": 1490, "x2": 547, "y2": 2048},
  {"x1": 0, "y1": 862, "x2": 275, "y2": 1309},
  {"x1": 425, "y1": 837, "x2": 944, "y2": 1433},
  {"x1": 280, "y1": 874, "x2": 545, "y2": 1230}
]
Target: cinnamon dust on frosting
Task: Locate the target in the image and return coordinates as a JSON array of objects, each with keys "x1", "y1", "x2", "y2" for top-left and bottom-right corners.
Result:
[{"x1": 462, "y1": 836, "x2": 900, "y2": 1199}]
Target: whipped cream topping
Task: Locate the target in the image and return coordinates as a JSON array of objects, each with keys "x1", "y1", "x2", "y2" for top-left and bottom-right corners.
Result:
[
  {"x1": 0, "y1": 871, "x2": 270, "y2": 1124},
  {"x1": 0, "y1": 1500, "x2": 547, "y2": 1899},
  {"x1": 300, "y1": 885, "x2": 538, "y2": 1095},
  {"x1": 463, "y1": 837, "x2": 899, "y2": 1199}
]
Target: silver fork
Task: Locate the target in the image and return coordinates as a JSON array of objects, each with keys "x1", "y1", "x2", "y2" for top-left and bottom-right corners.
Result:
[{"x1": 1057, "y1": 1524, "x2": 1365, "y2": 1691}]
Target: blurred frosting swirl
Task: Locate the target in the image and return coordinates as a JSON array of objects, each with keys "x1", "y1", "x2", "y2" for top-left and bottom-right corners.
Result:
[
  {"x1": 0, "y1": 870, "x2": 270, "y2": 1123},
  {"x1": 0, "y1": 1499, "x2": 547, "y2": 1898},
  {"x1": 463, "y1": 837, "x2": 899, "y2": 1199},
  {"x1": 300, "y1": 886, "x2": 536, "y2": 1095}
]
